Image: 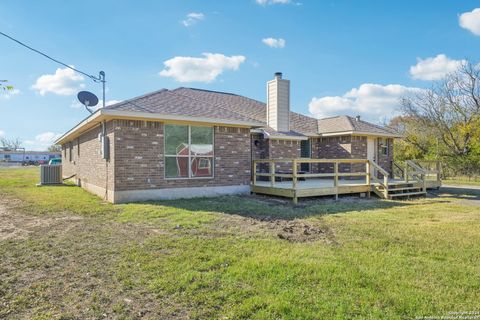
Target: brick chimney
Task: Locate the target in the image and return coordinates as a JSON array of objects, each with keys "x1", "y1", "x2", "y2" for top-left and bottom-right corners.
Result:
[{"x1": 267, "y1": 72, "x2": 290, "y2": 132}]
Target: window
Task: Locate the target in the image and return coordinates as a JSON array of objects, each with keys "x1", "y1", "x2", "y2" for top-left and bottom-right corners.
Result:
[
  {"x1": 69, "y1": 142, "x2": 73, "y2": 162},
  {"x1": 378, "y1": 138, "x2": 389, "y2": 156},
  {"x1": 164, "y1": 125, "x2": 214, "y2": 178},
  {"x1": 77, "y1": 138, "x2": 80, "y2": 157}
]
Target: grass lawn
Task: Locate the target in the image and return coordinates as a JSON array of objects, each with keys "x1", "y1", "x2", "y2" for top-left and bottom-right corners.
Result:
[{"x1": 1, "y1": 167, "x2": 480, "y2": 319}]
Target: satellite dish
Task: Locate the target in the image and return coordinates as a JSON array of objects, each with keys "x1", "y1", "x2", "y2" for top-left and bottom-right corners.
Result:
[{"x1": 77, "y1": 91, "x2": 99, "y2": 114}]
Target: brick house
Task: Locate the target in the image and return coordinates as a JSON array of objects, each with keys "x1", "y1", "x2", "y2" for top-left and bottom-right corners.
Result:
[{"x1": 56, "y1": 73, "x2": 399, "y2": 203}]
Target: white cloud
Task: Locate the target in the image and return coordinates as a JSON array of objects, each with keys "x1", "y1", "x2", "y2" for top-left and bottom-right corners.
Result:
[
  {"x1": 409, "y1": 54, "x2": 465, "y2": 81},
  {"x1": 159, "y1": 53, "x2": 246, "y2": 83},
  {"x1": 32, "y1": 67, "x2": 85, "y2": 96},
  {"x1": 459, "y1": 8, "x2": 480, "y2": 36},
  {"x1": 181, "y1": 12, "x2": 205, "y2": 27},
  {"x1": 71, "y1": 99, "x2": 122, "y2": 111},
  {"x1": 0, "y1": 130, "x2": 4, "y2": 137},
  {"x1": 256, "y1": 0, "x2": 292, "y2": 5},
  {"x1": 24, "y1": 132, "x2": 62, "y2": 151},
  {"x1": 262, "y1": 37, "x2": 286, "y2": 48},
  {"x1": 309, "y1": 83, "x2": 423, "y2": 121}
]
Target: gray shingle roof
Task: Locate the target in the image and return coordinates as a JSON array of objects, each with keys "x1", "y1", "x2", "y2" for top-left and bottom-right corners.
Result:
[
  {"x1": 105, "y1": 87, "x2": 398, "y2": 137},
  {"x1": 317, "y1": 115, "x2": 398, "y2": 136}
]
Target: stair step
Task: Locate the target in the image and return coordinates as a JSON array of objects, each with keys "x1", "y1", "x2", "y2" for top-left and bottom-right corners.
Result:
[
  {"x1": 389, "y1": 191, "x2": 426, "y2": 198},
  {"x1": 388, "y1": 186, "x2": 423, "y2": 192}
]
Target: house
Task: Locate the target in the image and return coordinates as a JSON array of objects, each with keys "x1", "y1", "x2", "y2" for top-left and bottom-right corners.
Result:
[{"x1": 56, "y1": 73, "x2": 402, "y2": 203}]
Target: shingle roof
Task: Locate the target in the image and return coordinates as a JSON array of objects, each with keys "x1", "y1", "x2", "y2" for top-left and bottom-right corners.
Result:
[
  {"x1": 105, "y1": 89, "x2": 262, "y2": 124},
  {"x1": 105, "y1": 87, "x2": 398, "y2": 137},
  {"x1": 317, "y1": 115, "x2": 398, "y2": 136},
  {"x1": 171, "y1": 88, "x2": 318, "y2": 137}
]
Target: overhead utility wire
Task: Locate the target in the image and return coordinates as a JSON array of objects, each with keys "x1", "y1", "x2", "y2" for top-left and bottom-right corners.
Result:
[{"x1": 0, "y1": 31, "x2": 102, "y2": 82}]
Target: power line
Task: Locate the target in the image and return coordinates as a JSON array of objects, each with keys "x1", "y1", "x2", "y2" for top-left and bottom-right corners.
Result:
[{"x1": 0, "y1": 31, "x2": 102, "y2": 82}]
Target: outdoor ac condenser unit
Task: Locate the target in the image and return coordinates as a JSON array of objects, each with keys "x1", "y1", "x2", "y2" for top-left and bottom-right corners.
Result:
[{"x1": 39, "y1": 164, "x2": 62, "y2": 185}]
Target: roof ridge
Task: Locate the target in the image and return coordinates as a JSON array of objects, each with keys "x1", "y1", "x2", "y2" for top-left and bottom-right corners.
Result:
[
  {"x1": 347, "y1": 115, "x2": 396, "y2": 133},
  {"x1": 344, "y1": 115, "x2": 355, "y2": 131}
]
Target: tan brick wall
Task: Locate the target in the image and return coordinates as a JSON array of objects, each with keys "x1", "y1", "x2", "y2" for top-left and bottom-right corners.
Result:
[
  {"x1": 61, "y1": 121, "x2": 115, "y2": 195},
  {"x1": 113, "y1": 120, "x2": 251, "y2": 191}
]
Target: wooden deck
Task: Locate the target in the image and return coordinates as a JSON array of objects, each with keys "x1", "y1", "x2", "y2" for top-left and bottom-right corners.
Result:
[{"x1": 251, "y1": 159, "x2": 442, "y2": 203}]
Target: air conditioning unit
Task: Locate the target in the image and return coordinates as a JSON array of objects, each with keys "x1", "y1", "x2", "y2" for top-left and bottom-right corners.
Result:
[{"x1": 38, "y1": 164, "x2": 62, "y2": 185}]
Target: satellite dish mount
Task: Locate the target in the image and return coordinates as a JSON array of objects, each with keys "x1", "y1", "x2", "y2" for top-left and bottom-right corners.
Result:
[{"x1": 77, "y1": 91, "x2": 99, "y2": 114}]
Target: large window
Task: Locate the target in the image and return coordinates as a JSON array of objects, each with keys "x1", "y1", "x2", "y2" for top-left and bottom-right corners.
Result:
[{"x1": 164, "y1": 124, "x2": 214, "y2": 178}]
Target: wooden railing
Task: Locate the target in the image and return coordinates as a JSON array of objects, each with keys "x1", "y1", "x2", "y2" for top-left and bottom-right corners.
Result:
[
  {"x1": 392, "y1": 162, "x2": 405, "y2": 180},
  {"x1": 414, "y1": 160, "x2": 442, "y2": 185},
  {"x1": 253, "y1": 159, "x2": 372, "y2": 202},
  {"x1": 369, "y1": 161, "x2": 390, "y2": 198}
]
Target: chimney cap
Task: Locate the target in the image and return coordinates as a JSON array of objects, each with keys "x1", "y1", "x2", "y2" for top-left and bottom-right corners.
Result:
[{"x1": 274, "y1": 72, "x2": 282, "y2": 79}]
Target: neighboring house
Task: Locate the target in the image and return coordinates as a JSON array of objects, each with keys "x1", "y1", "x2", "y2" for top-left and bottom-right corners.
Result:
[
  {"x1": 0, "y1": 150, "x2": 61, "y2": 164},
  {"x1": 56, "y1": 73, "x2": 400, "y2": 203}
]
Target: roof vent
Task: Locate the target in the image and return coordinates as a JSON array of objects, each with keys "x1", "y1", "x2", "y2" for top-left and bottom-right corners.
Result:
[
  {"x1": 274, "y1": 72, "x2": 282, "y2": 79},
  {"x1": 355, "y1": 115, "x2": 361, "y2": 122}
]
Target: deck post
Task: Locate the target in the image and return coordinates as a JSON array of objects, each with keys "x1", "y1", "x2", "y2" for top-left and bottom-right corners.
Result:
[
  {"x1": 253, "y1": 161, "x2": 257, "y2": 186},
  {"x1": 422, "y1": 173, "x2": 427, "y2": 193},
  {"x1": 436, "y1": 161, "x2": 441, "y2": 184},
  {"x1": 383, "y1": 173, "x2": 388, "y2": 199},
  {"x1": 292, "y1": 159, "x2": 298, "y2": 190},
  {"x1": 270, "y1": 161, "x2": 275, "y2": 187},
  {"x1": 334, "y1": 161, "x2": 339, "y2": 200},
  {"x1": 405, "y1": 163, "x2": 409, "y2": 183},
  {"x1": 366, "y1": 160, "x2": 371, "y2": 198}
]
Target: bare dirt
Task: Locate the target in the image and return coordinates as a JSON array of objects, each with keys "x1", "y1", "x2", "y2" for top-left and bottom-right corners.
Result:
[{"x1": 0, "y1": 197, "x2": 84, "y2": 241}]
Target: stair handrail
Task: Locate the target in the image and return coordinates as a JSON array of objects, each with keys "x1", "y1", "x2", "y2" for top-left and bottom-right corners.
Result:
[
  {"x1": 392, "y1": 162, "x2": 405, "y2": 180},
  {"x1": 405, "y1": 160, "x2": 427, "y2": 192},
  {"x1": 369, "y1": 161, "x2": 389, "y2": 198}
]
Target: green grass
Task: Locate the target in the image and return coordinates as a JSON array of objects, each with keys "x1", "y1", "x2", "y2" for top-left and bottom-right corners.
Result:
[{"x1": 1, "y1": 167, "x2": 480, "y2": 319}]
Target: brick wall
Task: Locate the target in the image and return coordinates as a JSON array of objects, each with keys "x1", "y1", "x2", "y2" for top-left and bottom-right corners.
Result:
[
  {"x1": 268, "y1": 139, "x2": 300, "y2": 171},
  {"x1": 311, "y1": 136, "x2": 354, "y2": 173},
  {"x1": 113, "y1": 121, "x2": 251, "y2": 191},
  {"x1": 61, "y1": 121, "x2": 115, "y2": 197}
]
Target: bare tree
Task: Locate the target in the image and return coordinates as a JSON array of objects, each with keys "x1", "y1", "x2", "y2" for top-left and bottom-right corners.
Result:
[
  {"x1": 0, "y1": 137, "x2": 22, "y2": 150},
  {"x1": 401, "y1": 61, "x2": 480, "y2": 158}
]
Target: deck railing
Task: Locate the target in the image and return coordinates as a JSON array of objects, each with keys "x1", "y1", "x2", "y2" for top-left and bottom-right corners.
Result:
[
  {"x1": 253, "y1": 158, "x2": 372, "y2": 202},
  {"x1": 369, "y1": 161, "x2": 389, "y2": 198}
]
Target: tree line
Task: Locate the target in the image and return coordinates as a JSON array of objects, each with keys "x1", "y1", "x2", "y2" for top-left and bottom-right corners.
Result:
[{"x1": 391, "y1": 60, "x2": 480, "y2": 179}]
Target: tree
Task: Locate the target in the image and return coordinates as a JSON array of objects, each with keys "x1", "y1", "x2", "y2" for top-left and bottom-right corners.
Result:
[
  {"x1": 0, "y1": 80, "x2": 14, "y2": 91},
  {"x1": 48, "y1": 144, "x2": 62, "y2": 153},
  {"x1": 0, "y1": 137, "x2": 22, "y2": 150},
  {"x1": 399, "y1": 60, "x2": 480, "y2": 177}
]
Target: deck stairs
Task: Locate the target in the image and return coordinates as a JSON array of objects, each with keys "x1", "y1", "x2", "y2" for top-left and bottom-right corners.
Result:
[
  {"x1": 369, "y1": 160, "x2": 433, "y2": 200},
  {"x1": 371, "y1": 181, "x2": 426, "y2": 199}
]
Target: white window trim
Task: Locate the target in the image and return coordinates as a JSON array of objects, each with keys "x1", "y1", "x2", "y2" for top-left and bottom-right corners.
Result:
[{"x1": 164, "y1": 125, "x2": 215, "y2": 180}]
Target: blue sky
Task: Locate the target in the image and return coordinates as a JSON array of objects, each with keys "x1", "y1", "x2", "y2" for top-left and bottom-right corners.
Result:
[{"x1": 1, "y1": 0, "x2": 480, "y2": 150}]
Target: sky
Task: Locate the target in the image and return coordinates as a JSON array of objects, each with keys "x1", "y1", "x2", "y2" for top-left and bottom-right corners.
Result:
[{"x1": 1, "y1": 0, "x2": 480, "y2": 150}]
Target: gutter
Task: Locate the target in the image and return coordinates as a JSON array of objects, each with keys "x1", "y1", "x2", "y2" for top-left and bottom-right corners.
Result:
[{"x1": 55, "y1": 109, "x2": 265, "y2": 145}]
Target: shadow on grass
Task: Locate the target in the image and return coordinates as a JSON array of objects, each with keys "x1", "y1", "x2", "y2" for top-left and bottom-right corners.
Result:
[
  {"x1": 137, "y1": 194, "x2": 425, "y2": 221},
  {"x1": 430, "y1": 186, "x2": 480, "y2": 200}
]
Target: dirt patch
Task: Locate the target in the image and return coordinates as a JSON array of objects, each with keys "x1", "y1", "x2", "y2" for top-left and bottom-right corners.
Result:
[
  {"x1": 211, "y1": 213, "x2": 337, "y2": 244},
  {"x1": 275, "y1": 220, "x2": 328, "y2": 242},
  {"x1": 0, "y1": 196, "x2": 83, "y2": 241}
]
